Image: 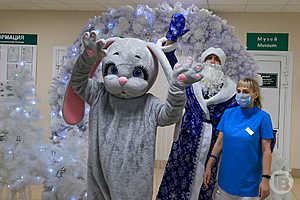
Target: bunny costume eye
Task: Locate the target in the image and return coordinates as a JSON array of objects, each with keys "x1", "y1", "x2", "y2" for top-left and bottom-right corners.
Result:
[
  {"x1": 133, "y1": 68, "x2": 142, "y2": 77},
  {"x1": 106, "y1": 63, "x2": 118, "y2": 75},
  {"x1": 133, "y1": 66, "x2": 148, "y2": 80},
  {"x1": 110, "y1": 65, "x2": 118, "y2": 75}
]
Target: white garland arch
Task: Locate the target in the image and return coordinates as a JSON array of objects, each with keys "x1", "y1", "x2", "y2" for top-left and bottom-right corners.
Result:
[{"x1": 46, "y1": 2, "x2": 259, "y2": 199}]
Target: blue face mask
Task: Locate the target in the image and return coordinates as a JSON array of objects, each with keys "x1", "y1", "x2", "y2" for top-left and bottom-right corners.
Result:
[{"x1": 235, "y1": 93, "x2": 252, "y2": 108}]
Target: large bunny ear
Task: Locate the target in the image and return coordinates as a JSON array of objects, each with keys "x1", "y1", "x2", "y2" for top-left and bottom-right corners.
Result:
[
  {"x1": 147, "y1": 42, "x2": 173, "y2": 85},
  {"x1": 62, "y1": 39, "x2": 115, "y2": 125},
  {"x1": 63, "y1": 82, "x2": 85, "y2": 125}
]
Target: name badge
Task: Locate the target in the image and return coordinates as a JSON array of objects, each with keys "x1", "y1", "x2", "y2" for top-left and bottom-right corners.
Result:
[{"x1": 245, "y1": 127, "x2": 254, "y2": 135}]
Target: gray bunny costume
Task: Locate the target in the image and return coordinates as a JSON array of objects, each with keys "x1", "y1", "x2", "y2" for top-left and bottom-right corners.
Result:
[{"x1": 63, "y1": 36, "x2": 202, "y2": 200}]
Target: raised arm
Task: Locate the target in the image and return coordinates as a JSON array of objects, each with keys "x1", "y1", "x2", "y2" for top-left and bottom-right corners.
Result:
[
  {"x1": 63, "y1": 31, "x2": 105, "y2": 125},
  {"x1": 70, "y1": 31, "x2": 105, "y2": 104},
  {"x1": 159, "y1": 13, "x2": 189, "y2": 69},
  {"x1": 155, "y1": 57, "x2": 204, "y2": 126},
  {"x1": 156, "y1": 13, "x2": 190, "y2": 133}
]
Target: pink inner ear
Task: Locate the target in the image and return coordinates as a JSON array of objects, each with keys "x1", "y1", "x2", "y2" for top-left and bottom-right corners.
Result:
[
  {"x1": 63, "y1": 83, "x2": 85, "y2": 125},
  {"x1": 63, "y1": 40, "x2": 115, "y2": 125},
  {"x1": 104, "y1": 40, "x2": 115, "y2": 49},
  {"x1": 64, "y1": 59, "x2": 101, "y2": 125}
]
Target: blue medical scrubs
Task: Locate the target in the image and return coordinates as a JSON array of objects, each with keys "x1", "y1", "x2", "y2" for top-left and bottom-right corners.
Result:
[{"x1": 217, "y1": 105, "x2": 274, "y2": 197}]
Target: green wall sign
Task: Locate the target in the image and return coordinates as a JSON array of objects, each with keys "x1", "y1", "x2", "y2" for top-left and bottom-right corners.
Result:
[
  {"x1": 247, "y1": 33, "x2": 288, "y2": 51},
  {"x1": 259, "y1": 73, "x2": 278, "y2": 88},
  {"x1": 0, "y1": 33, "x2": 37, "y2": 45}
]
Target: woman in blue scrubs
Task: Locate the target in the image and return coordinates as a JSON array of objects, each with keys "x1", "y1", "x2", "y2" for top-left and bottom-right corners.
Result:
[{"x1": 203, "y1": 78, "x2": 274, "y2": 200}]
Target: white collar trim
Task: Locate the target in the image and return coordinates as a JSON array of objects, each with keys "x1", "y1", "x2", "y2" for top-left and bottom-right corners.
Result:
[
  {"x1": 192, "y1": 77, "x2": 236, "y2": 119},
  {"x1": 157, "y1": 37, "x2": 178, "y2": 52}
]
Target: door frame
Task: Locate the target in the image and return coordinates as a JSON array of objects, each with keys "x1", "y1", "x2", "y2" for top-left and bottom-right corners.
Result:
[{"x1": 248, "y1": 51, "x2": 293, "y2": 169}]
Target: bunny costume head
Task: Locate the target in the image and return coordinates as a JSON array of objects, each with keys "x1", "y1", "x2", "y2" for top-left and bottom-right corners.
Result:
[
  {"x1": 101, "y1": 38, "x2": 159, "y2": 99},
  {"x1": 63, "y1": 37, "x2": 173, "y2": 125}
]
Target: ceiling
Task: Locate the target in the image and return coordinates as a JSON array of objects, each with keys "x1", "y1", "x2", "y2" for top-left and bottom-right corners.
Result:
[{"x1": 0, "y1": 0, "x2": 300, "y2": 12}]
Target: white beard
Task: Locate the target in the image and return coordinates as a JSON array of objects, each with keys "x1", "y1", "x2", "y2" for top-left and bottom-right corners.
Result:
[{"x1": 199, "y1": 62, "x2": 225, "y2": 98}]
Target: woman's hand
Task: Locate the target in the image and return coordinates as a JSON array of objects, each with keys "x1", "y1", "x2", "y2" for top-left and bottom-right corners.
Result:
[
  {"x1": 203, "y1": 132, "x2": 223, "y2": 189},
  {"x1": 203, "y1": 166, "x2": 212, "y2": 189},
  {"x1": 259, "y1": 178, "x2": 270, "y2": 200},
  {"x1": 260, "y1": 139, "x2": 272, "y2": 199}
]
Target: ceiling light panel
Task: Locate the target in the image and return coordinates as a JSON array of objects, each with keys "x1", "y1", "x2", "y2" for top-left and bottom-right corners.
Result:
[{"x1": 209, "y1": 0, "x2": 247, "y2": 5}]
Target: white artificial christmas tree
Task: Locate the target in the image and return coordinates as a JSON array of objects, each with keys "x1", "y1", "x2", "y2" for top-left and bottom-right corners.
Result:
[{"x1": 0, "y1": 67, "x2": 45, "y2": 200}]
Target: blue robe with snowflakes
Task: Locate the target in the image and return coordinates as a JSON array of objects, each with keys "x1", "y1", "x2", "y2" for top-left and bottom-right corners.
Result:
[{"x1": 156, "y1": 73, "x2": 238, "y2": 200}]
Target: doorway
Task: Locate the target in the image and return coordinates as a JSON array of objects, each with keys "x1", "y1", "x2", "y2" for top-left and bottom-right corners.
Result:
[{"x1": 248, "y1": 51, "x2": 293, "y2": 170}]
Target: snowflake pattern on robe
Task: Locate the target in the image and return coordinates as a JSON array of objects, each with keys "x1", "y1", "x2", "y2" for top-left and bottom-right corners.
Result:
[{"x1": 156, "y1": 86, "x2": 238, "y2": 200}]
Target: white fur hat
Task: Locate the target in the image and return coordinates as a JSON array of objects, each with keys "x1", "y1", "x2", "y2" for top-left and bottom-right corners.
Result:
[{"x1": 200, "y1": 47, "x2": 226, "y2": 66}]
